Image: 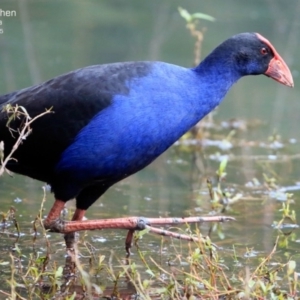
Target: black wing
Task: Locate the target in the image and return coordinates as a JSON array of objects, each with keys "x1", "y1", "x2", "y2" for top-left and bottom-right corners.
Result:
[{"x1": 0, "y1": 61, "x2": 152, "y2": 182}]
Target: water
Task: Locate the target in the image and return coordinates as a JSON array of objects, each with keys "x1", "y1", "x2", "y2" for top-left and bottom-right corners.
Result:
[{"x1": 0, "y1": 0, "x2": 300, "y2": 298}]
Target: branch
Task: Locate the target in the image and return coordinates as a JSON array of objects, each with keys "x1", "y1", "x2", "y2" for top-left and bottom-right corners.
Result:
[{"x1": 0, "y1": 106, "x2": 53, "y2": 176}]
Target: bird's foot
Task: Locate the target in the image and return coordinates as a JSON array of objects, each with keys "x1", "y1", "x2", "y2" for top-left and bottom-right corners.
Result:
[
  {"x1": 59, "y1": 215, "x2": 235, "y2": 233},
  {"x1": 43, "y1": 218, "x2": 79, "y2": 250},
  {"x1": 43, "y1": 217, "x2": 66, "y2": 233},
  {"x1": 123, "y1": 216, "x2": 235, "y2": 256},
  {"x1": 43, "y1": 214, "x2": 235, "y2": 257}
]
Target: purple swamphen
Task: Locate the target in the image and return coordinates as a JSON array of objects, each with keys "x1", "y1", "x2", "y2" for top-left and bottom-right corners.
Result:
[{"x1": 0, "y1": 33, "x2": 293, "y2": 251}]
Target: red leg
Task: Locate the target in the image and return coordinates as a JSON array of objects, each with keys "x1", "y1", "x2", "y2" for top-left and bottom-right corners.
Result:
[
  {"x1": 43, "y1": 200, "x2": 87, "y2": 249},
  {"x1": 63, "y1": 209, "x2": 87, "y2": 276},
  {"x1": 125, "y1": 229, "x2": 135, "y2": 258},
  {"x1": 64, "y1": 208, "x2": 86, "y2": 249},
  {"x1": 71, "y1": 208, "x2": 86, "y2": 221},
  {"x1": 43, "y1": 199, "x2": 66, "y2": 231}
]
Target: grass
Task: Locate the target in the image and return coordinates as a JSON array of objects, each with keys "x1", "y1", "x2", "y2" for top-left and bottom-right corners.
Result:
[{"x1": 0, "y1": 145, "x2": 298, "y2": 299}]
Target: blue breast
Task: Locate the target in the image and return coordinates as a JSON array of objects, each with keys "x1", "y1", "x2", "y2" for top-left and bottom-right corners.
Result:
[{"x1": 55, "y1": 62, "x2": 234, "y2": 183}]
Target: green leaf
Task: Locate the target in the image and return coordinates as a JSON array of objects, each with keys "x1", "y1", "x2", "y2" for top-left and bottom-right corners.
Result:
[
  {"x1": 135, "y1": 227, "x2": 150, "y2": 239},
  {"x1": 217, "y1": 157, "x2": 228, "y2": 178},
  {"x1": 98, "y1": 254, "x2": 105, "y2": 265},
  {"x1": 191, "y1": 12, "x2": 215, "y2": 22},
  {"x1": 55, "y1": 266, "x2": 63, "y2": 278},
  {"x1": 178, "y1": 7, "x2": 192, "y2": 22},
  {"x1": 145, "y1": 269, "x2": 155, "y2": 277},
  {"x1": 287, "y1": 260, "x2": 296, "y2": 275},
  {"x1": 66, "y1": 292, "x2": 76, "y2": 300}
]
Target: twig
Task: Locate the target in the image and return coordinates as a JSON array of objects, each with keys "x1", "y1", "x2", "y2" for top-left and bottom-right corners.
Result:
[{"x1": 0, "y1": 107, "x2": 52, "y2": 176}]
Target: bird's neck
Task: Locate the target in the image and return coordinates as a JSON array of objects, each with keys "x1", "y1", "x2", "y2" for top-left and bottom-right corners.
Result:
[{"x1": 191, "y1": 52, "x2": 242, "y2": 118}]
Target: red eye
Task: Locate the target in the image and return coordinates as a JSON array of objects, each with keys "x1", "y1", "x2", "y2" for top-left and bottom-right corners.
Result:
[{"x1": 260, "y1": 47, "x2": 268, "y2": 55}]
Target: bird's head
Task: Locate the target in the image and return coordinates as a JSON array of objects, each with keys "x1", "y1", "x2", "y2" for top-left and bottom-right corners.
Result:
[{"x1": 227, "y1": 32, "x2": 293, "y2": 87}]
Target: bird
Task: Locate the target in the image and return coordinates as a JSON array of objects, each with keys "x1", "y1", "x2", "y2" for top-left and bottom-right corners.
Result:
[{"x1": 0, "y1": 32, "x2": 293, "y2": 251}]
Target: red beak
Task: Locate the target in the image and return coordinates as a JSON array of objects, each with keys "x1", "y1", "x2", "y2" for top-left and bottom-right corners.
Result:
[
  {"x1": 256, "y1": 33, "x2": 294, "y2": 87},
  {"x1": 265, "y1": 55, "x2": 294, "y2": 87}
]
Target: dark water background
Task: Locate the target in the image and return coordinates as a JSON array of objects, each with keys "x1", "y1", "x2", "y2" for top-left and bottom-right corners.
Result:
[{"x1": 0, "y1": 0, "x2": 300, "y2": 296}]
